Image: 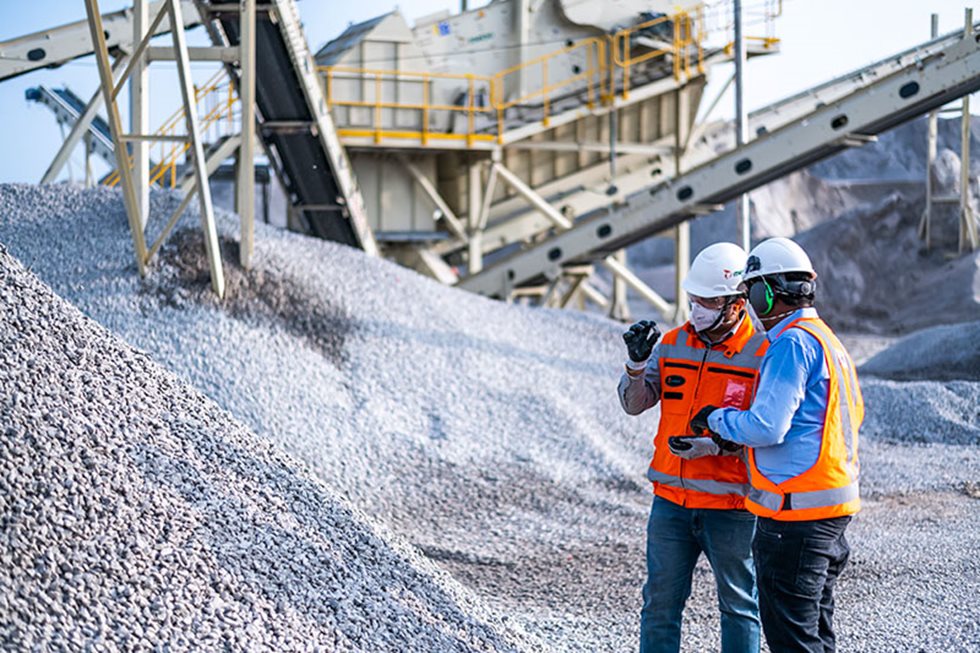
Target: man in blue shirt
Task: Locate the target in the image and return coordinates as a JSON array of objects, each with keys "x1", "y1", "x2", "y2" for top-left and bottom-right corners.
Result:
[{"x1": 688, "y1": 237, "x2": 863, "y2": 653}]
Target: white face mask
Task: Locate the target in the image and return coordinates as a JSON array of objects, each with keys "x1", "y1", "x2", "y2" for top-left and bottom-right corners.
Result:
[{"x1": 689, "y1": 302, "x2": 725, "y2": 333}]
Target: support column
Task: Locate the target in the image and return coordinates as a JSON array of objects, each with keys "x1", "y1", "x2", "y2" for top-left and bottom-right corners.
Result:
[
  {"x1": 919, "y1": 14, "x2": 939, "y2": 249},
  {"x1": 919, "y1": 14, "x2": 939, "y2": 251},
  {"x1": 238, "y1": 0, "x2": 256, "y2": 268},
  {"x1": 734, "y1": 0, "x2": 750, "y2": 250},
  {"x1": 608, "y1": 249, "x2": 631, "y2": 321},
  {"x1": 674, "y1": 87, "x2": 691, "y2": 324},
  {"x1": 169, "y1": 0, "x2": 225, "y2": 297},
  {"x1": 467, "y1": 157, "x2": 484, "y2": 273},
  {"x1": 84, "y1": 0, "x2": 148, "y2": 275},
  {"x1": 84, "y1": 133, "x2": 94, "y2": 187},
  {"x1": 960, "y1": 9, "x2": 978, "y2": 252},
  {"x1": 960, "y1": 91, "x2": 973, "y2": 251},
  {"x1": 674, "y1": 223, "x2": 690, "y2": 323},
  {"x1": 515, "y1": 0, "x2": 531, "y2": 99},
  {"x1": 131, "y1": 0, "x2": 150, "y2": 229}
]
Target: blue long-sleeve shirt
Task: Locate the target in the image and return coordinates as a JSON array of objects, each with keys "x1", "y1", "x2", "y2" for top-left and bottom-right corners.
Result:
[{"x1": 708, "y1": 307, "x2": 829, "y2": 484}]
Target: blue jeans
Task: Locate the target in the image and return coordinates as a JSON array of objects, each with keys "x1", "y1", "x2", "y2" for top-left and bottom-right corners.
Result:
[{"x1": 640, "y1": 495, "x2": 761, "y2": 653}]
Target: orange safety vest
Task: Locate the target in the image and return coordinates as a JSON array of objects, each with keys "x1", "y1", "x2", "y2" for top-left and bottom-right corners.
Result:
[
  {"x1": 648, "y1": 317, "x2": 769, "y2": 510},
  {"x1": 745, "y1": 316, "x2": 864, "y2": 521}
]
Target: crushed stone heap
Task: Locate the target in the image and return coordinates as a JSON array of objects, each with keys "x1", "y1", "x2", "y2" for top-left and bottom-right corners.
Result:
[
  {"x1": 860, "y1": 320, "x2": 980, "y2": 382},
  {"x1": 2, "y1": 183, "x2": 980, "y2": 651},
  {"x1": 0, "y1": 243, "x2": 529, "y2": 652}
]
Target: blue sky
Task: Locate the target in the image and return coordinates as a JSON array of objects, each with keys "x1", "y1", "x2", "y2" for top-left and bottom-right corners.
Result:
[{"x1": 0, "y1": 0, "x2": 976, "y2": 183}]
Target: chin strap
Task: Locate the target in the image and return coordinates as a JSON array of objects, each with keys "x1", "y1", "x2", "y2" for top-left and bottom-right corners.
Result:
[{"x1": 760, "y1": 308, "x2": 797, "y2": 326}]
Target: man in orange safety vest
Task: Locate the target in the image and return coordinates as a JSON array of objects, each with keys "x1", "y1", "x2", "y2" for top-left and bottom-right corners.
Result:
[
  {"x1": 619, "y1": 242, "x2": 765, "y2": 653},
  {"x1": 691, "y1": 237, "x2": 863, "y2": 653}
]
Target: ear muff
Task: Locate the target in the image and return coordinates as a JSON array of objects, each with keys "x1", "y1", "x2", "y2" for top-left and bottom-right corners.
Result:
[{"x1": 748, "y1": 279, "x2": 774, "y2": 316}]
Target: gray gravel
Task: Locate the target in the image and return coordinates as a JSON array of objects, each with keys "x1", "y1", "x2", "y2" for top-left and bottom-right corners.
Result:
[
  {"x1": 860, "y1": 321, "x2": 980, "y2": 382},
  {"x1": 1, "y1": 182, "x2": 979, "y2": 651},
  {"x1": 0, "y1": 244, "x2": 533, "y2": 651}
]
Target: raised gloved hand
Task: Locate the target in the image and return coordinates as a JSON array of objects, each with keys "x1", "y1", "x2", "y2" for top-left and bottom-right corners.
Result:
[
  {"x1": 622, "y1": 320, "x2": 661, "y2": 362},
  {"x1": 668, "y1": 435, "x2": 721, "y2": 460}
]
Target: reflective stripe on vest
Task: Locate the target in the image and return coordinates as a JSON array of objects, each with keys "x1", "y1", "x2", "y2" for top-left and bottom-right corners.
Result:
[
  {"x1": 745, "y1": 317, "x2": 863, "y2": 520},
  {"x1": 747, "y1": 476, "x2": 859, "y2": 512},
  {"x1": 796, "y1": 320, "x2": 861, "y2": 479},
  {"x1": 658, "y1": 329, "x2": 768, "y2": 367},
  {"x1": 647, "y1": 468, "x2": 750, "y2": 497}
]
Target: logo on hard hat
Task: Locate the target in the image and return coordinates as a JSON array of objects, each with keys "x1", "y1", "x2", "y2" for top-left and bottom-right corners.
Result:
[{"x1": 722, "y1": 268, "x2": 744, "y2": 279}]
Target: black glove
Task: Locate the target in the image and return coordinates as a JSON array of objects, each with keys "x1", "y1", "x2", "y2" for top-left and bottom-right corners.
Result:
[
  {"x1": 711, "y1": 432, "x2": 742, "y2": 454},
  {"x1": 689, "y1": 405, "x2": 719, "y2": 436},
  {"x1": 622, "y1": 320, "x2": 661, "y2": 362}
]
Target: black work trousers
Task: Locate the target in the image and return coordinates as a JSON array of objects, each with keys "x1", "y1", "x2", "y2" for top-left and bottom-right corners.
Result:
[{"x1": 752, "y1": 515, "x2": 851, "y2": 653}]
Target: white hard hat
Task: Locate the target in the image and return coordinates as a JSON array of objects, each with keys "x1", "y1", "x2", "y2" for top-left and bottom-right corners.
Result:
[
  {"x1": 682, "y1": 242, "x2": 748, "y2": 298},
  {"x1": 743, "y1": 237, "x2": 816, "y2": 282}
]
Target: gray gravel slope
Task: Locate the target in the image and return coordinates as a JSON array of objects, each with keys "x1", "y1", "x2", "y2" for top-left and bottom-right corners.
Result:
[
  {"x1": 0, "y1": 243, "x2": 534, "y2": 652},
  {"x1": 2, "y1": 183, "x2": 979, "y2": 651},
  {"x1": 860, "y1": 321, "x2": 980, "y2": 382}
]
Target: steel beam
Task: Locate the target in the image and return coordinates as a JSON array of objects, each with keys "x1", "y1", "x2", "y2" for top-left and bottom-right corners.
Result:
[
  {"x1": 398, "y1": 154, "x2": 468, "y2": 241},
  {"x1": 467, "y1": 158, "x2": 484, "y2": 273},
  {"x1": 84, "y1": 0, "x2": 148, "y2": 276},
  {"x1": 457, "y1": 22, "x2": 980, "y2": 298},
  {"x1": 238, "y1": 0, "x2": 256, "y2": 268},
  {"x1": 602, "y1": 254, "x2": 673, "y2": 318},
  {"x1": 492, "y1": 162, "x2": 572, "y2": 230},
  {"x1": 168, "y1": 0, "x2": 225, "y2": 297},
  {"x1": 147, "y1": 45, "x2": 241, "y2": 61},
  {"x1": 504, "y1": 141, "x2": 673, "y2": 156},
  {"x1": 132, "y1": 0, "x2": 150, "y2": 229},
  {"x1": 734, "y1": 0, "x2": 750, "y2": 250},
  {"x1": 1, "y1": 0, "x2": 200, "y2": 81}
]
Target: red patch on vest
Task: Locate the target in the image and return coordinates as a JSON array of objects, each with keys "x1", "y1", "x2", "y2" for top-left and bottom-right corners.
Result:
[{"x1": 722, "y1": 379, "x2": 749, "y2": 408}]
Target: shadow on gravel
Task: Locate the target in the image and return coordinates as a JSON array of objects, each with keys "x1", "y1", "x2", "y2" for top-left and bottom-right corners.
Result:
[{"x1": 144, "y1": 228, "x2": 351, "y2": 366}]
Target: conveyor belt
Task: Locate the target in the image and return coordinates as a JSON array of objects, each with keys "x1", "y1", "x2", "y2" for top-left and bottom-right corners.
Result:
[
  {"x1": 201, "y1": 0, "x2": 377, "y2": 253},
  {"x1": 458, "y1": 23, "x2": 980, "y2": 297},
  {"x1": 26, "y1": 85, "x2": 132, "y2": 170}
]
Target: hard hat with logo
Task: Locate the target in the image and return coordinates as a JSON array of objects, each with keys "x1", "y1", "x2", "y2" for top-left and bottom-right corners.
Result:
[
  {"x1": 743, "y1": 237, "x2": 816, "y2": 282},
  {"x1": 682, "y1": 242, "x2": 747, "y2": 298}
]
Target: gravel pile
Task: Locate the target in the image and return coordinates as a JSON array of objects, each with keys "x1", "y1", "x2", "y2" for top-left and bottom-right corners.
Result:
[
  {"x1": 0, "y1": 243, "x2": 532, "y2": 651},
  {"x1": 860, "y1": 321, "x2": 980, "y2": 382},
  {"x1": 2, "y1": 182, "x2": 979, "y2": 651},
  {"x1": 795, "y1": 192, "x2": 980, "y2": 334}
]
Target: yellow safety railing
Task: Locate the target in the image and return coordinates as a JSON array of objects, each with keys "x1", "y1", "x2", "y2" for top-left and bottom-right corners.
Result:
[
  {"x1": 611, "y1": 8, "x2": 704, "y2": 101},
  {"x1": 321, "y1": 66, "x2": 497, "y2": 146},
  {"x1": 318, "y1": 2, "x2": 780, "y2": 147},
  {"x1": 489, "y1": 36, "x2": 609, "y2": 133},
  {"x1": 319, "y1": 10, "x2": 704, "y2": 145},
  {"x1": 104, "y1": 68, "x2": 239, "y2": 188}
]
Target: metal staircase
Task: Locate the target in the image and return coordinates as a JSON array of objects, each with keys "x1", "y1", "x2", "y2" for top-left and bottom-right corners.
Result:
[{"x1": 456, "y1": 19, "x2": 980, "y2": 298}]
